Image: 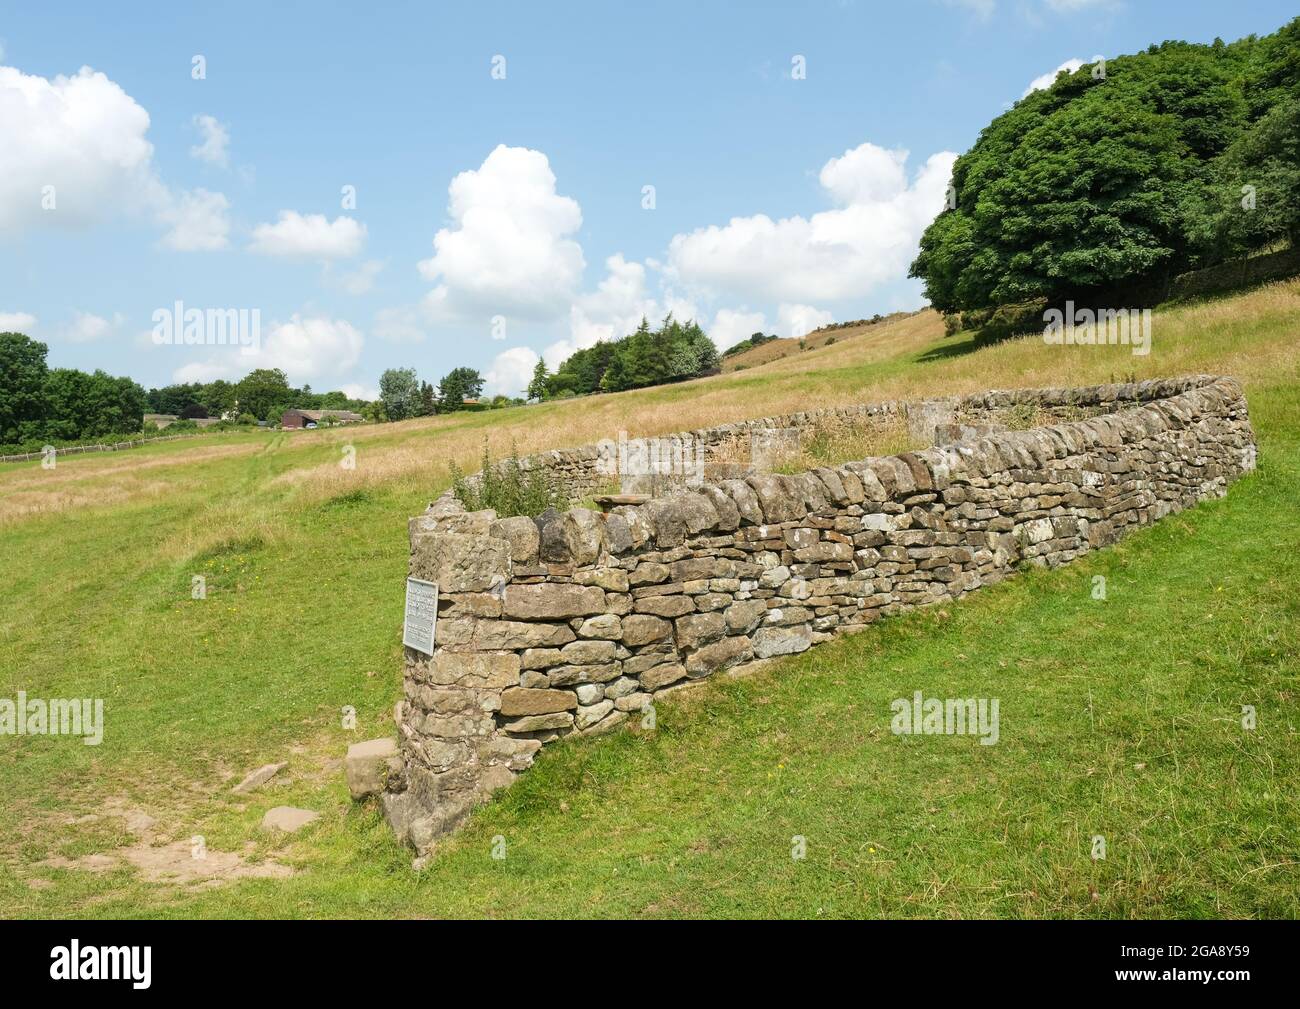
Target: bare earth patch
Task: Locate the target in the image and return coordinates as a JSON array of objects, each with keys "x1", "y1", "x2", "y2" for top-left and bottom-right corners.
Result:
[{"x1": 37, "y1": 841, "x2": 293, "y2": 887}]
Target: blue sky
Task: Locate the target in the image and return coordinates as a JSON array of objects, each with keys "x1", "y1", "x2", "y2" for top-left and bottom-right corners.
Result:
[{"x1": 1, "y1": 0, "x2": 1294, "y2": 398}]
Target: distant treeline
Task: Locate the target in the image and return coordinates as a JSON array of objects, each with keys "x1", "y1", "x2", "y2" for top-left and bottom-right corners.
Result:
[
  {"x1": 1, "y1": 332, "x2": 147, "y2": 451},
  {"x1": 146, "y1": 370, "x2": 370, "y2": 424},
  {"x1": 721, "y1": 332, "x2": 780, "y2": 358},
  {"x1": 531, "y1": 315, "x2": 719, "y2": 399},
  {"x1": 0, "y1": 330, "x2": 372, "y2": 454}
]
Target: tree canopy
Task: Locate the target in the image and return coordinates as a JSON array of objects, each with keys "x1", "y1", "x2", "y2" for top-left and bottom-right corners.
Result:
[
  {"x1": 544, "y1": 314, "x2": 719, "y2": 398},
  {"x1": 910, "y1": 18, "x2": 1300, "y2": 314},
  {"x1": 0, "y1": 332, "x2": 146, "y2": 448}
]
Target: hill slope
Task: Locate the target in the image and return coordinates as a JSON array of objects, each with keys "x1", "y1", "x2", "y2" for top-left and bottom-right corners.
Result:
[{"x1": 2, "y1": 280, "x2": 1298, "y2": 918}]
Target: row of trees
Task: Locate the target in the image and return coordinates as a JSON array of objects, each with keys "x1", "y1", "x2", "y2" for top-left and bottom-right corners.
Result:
[
  {"x1": 0, "y1": 330, "x2": 377, "y2": 450},
  {"x1": 530, "y1": 315, "x2": 720, "y2": 399},
  {"x1": 910, "y1": 19, "x2": 1300, "y2": 315},
  {"x1": 1, "y1": 333, "x2": 147, "y2": 448},
  {"x1": 146, "y1": 370, "x2": 370, "y2": 424}
]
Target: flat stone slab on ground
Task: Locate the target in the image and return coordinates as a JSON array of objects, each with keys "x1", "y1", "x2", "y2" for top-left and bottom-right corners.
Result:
[
  {"x1": 262, "y1": 806, "x2": 320, "y2": 833},
  {"x1": 232, "y1": 761, "x2": 288, "y2": 794}
]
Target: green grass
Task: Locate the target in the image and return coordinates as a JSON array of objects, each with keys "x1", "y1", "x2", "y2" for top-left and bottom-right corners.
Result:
[{"x1": 1, "y1": 289, "x2": 1298, "y2": 918}]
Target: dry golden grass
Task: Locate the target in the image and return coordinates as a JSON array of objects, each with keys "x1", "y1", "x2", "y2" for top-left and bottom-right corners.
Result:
[
  {"x1": 5, "y1": 279, "x2": 1298, "y2": 521},
  {"x1": 0, "y1": 442, "x2": 263, "y2": 524}
]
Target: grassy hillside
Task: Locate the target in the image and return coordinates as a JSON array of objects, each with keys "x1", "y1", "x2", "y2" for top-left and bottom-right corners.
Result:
[{"x1": 1, "y1": 279, "x2": 1298, "y2": 918}]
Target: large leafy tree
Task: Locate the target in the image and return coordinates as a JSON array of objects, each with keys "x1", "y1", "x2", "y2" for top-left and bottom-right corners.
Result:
[
  {"x1": 0, "y1": 331, "x2": 50, "y2": 444},
  {"x1": 379, "y1": 367, "x2": 420, "y2": 421},
  {"x1": 437, "y1": 367, "x2": 485, "y2": 411},
  {"x1": 910, "y1": 23, "x2": 1299, "y2": 314},
  {"x1": 235, "y1": 368, "x2": 294, "y2": 422}
]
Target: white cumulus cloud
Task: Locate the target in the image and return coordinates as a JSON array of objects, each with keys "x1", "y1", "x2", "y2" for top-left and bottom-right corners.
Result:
[
  {"x1": 173, "y1": 314, "x2": 363, "y2": 386},
  {"x1": 0, "y1": 63, "x2": 229, "y2": 248},
  {"x1": 249, "y1": 211, "x2": 366, "y2": 259},
  {"x1": 157, "y1": 188, "x2": 230, "y2": 251},
  {"x1": 709, "y1": 308, "x2": 767, "y2": 352},
  {"x1": 0, "y1": 311, "x2": 37, "y2": 332},
  {"x1": 542, "y1": 254, "x2": 702, "y2": 368},
  {"x1": 1022, "y1": 55, "x2": 1104, "y2": 97},
  {"x1": 484, "y1": 345, "x2": 540, "y2": 397},
  {"x1": 334, "y1": 259, "x2": 384, "y2": 295},
  {"x1": 666, "y1": 141, "x2": 956, "y2": 305},
  {"x1": 777, "y1": 303, "x2": 834, "y2": 337},
  {"x1": 62, "y1": 310, "x2": 123, "y2": 343},
  {"x1": 339, "y1": 382, "x2": 379, "y2": 402},
  {"x1": 190, "y1": 114, "x2": 230, "y2": 168},
  {"x1": 418, "y1": 145, "x2": 585, "y2": 322}
]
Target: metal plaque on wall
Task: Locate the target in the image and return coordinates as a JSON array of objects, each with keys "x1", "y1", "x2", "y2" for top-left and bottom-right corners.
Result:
[{"x1": 402, "y1": 577, "x2": 438, "y2": 655}]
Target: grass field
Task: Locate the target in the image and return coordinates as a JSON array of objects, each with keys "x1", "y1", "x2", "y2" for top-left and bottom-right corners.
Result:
[{"x1": 2, "y1": 280, "x2": 1298, "y2": 918}]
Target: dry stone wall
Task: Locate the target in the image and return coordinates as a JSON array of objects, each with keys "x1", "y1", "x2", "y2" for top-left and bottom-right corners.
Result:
[{"x1": 379, "y1": 375, "x2": 1256, "y2": 851}]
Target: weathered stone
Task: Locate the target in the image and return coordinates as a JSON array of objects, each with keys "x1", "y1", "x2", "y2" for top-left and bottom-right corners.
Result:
[
  {"x1": 671, "y1": 557, "x2": 736, "y2": 582},
  {"x1": 473, "y1": 620, "x2": 575, "y2": 649},
  {"x1": 604, "y1": 676, "x2": 639, "y2": 699},
  {"x1": 724, "y1": 599, "x2": 768, "y2": 633},
  {"x1": 477, "y1": 764, "x2": 516, "y2": 797},
  {"x1": 574, "y1": 568, "x2": 630, "y2": 592},
  {"x1": 577, "y1": 613, "x2": 623, "y2": 639},
  {"x1": 603, "y1": 513, "x2": 633, "y2": 554},
  {"x1": 444, "y1": 595, "x2": 506, "y2": 624},
  {"x1": 520, "y1": 648, "x2": 563, "y2": 671},
  {"x1": 794, "y1": 540, "x2": 854, "y2": 563},
  {"x1": 674, "y1": 492, "x2": 720, "y2": 534},
  {"x1": 633, "y1": 595, "x2": 696, "y2": 618},
  {"x1": 720, "y1": 479, "x2": 763, "y2": 526},
  {"x1": 412, "y1": 507, "x2": 497, "y2": 537},
  {"x1": 499, "y1": 687, "x2": 578, "y2": 716},
  {"x1": 640, "y1": 663, "x2": 687, "y2": 691},
  {"x1": 643, "y1": 497, "x2": 688, "y2": 547},
  {"x1": 410, "y1": 531, "x2": 510, "y2": 593},
  {"x1": 502, "y1": 583, "x2": 605, "y2": 620},
  {"x1": 746, "y1": 473, "x2": 802, "y2": 522},
  {"x1": 345, "y1": 740, "x2": 400, "y2": 800},
  {"x1": 490, "y1": 515, "x2": 540, "y2": 565},
  {"x1": 752, "y1": 625, "x2": 813, "y2": 658},
  {"x1": 231, "y1": 761, "x2": 287, "y2": 794},
  {"x1": 430, "y1": 650, "x2": 520, "y2": 688},
  {"x1": 262, "y1": 807, "x2": 320, "y2": 833},
  {"x1": 623, "y1": 649, "x2": 673, "y2": 674},
  {"x1": 614, "y1": 692, "x2": 652, "y2": 712},
  {"x1": 560, "y1": 639, "x2": 617, "y2": 664},
  {"x1": 574, "y1": 700, "x2": 615, "y2": 730},
  {"x1": 674, "y1": 611, "x2": 726, "y2": 650},
  {"x1": 562, "y1": 508, "x2": 606, "y2": 564},
  {"x1": 575, "y1": 683, "x2": 605, "y2": 705},
  {"x1": 629, "y1": 562, "x2": 670, "y2": 586},
  {"x1": 502, "y1": 712, "x2": 575, "y2": 734},
  {"x1": 580, "y1": 709, "x2": 629, "y2": 736},
  {"x1": 685, "y1": 635, "x2": 753, "y2": 676},
  {"x1": 546, "y1": 662, "x2": 623, "y2": 685}
]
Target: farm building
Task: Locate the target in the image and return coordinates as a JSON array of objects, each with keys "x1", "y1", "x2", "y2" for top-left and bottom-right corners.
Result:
[{"x1": 281, "y1": 409, "x2": 364, "y2": 429}]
